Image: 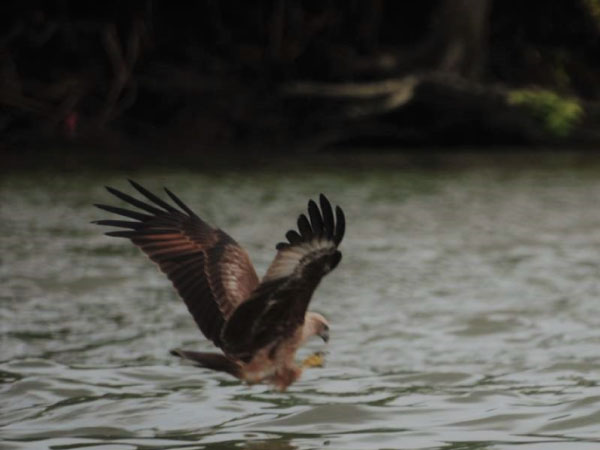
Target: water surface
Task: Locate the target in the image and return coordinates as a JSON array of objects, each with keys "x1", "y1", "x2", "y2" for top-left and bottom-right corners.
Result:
[{"x1": 2, "y1": 160, "x2": 600, "y2": 449}]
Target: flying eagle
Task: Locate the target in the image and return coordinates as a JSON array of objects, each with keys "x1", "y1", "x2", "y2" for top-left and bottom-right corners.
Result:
[{"x1": 94, "y1": 180, "x2": 345, "y2": 390}]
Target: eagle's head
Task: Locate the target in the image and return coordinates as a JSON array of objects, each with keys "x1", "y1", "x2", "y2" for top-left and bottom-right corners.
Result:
[{"x1": 302, "y1": 311, "x2": 330, "y2": 344}]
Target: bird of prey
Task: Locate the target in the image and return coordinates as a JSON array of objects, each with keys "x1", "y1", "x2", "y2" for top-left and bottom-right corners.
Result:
[{"x1": 94, "y1": 180, "x2": 345, "y2": 390}]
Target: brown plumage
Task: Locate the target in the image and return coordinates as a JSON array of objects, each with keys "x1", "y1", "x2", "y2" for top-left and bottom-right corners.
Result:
[{"x1": 94, "y1": 180, "x2": 345, "y2": 390}]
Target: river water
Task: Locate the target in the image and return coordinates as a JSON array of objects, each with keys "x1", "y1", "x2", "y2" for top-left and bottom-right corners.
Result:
[{"x1": 2, "y1": 158, "x2": 600, "y2": 449}]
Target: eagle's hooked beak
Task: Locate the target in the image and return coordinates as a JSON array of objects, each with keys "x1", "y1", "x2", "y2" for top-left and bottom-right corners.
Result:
[{"x1": 319, "y1": 326, "x2": 330, "y2": 343}]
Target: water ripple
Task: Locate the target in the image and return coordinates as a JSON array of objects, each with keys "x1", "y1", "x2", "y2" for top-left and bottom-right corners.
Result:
[{"x1": 2, "y1": 166, "x2": 600, "y2": 449}]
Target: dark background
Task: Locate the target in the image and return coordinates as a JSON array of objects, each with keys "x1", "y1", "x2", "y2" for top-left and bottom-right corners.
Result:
[{"x1": 2, "y1": 0, "x2": 600, "y2": 168}]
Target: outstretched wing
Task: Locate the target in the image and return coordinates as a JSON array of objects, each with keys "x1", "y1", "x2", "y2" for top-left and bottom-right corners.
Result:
[
  {"x1": 94, "y1": 180, "x2": 259, "y2": 348},
  {"x1": 222, "y1": 194, "x2": 345, "y2": 360}
]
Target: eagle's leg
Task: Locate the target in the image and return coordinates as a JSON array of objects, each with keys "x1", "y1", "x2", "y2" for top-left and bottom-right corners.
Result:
[
  {"x1": 301, "y1": 351, "x2": 325, "y2": 368},
  {"x1": 269, "y1": 366, "x2": 303, "y2": 391}
]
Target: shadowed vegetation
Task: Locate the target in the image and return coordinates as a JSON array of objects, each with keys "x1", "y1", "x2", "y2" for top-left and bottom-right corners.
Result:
[{"x1": 1, "y1": 0, "x2": 600, "y2": 166}]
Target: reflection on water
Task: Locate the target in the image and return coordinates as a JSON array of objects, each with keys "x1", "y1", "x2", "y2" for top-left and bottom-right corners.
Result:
[{"x1": 2, "y1": 160, "x2": 600, "y2": 449}]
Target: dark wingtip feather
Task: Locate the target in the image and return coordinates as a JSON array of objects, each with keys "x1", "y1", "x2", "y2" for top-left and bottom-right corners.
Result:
[
  {"x1": 307, "y1": 199, "x2": 324, "y2": 236},
  {"x1": 334, "y1": 205, "x2": 345, "y2": 245},
  {"x1": 127, "y1": 179, "x2": 150, "y2": 196},
  {"x1": 170, "y1": 348, "x2": 183, "y2": 357},
  {"x1": 94, "y1": 203, "x2": 151, "y2": 221},
  {"x1": 276, "y1": 242, "x2": 290, "y2": 250},
  {"x1": 297, "y1": 214, "x2": 313, "y2": 240},
  {"x1": 127, "y1": 180, "x2": 177, "y2": 212},
  {"x1": 319, "y1": 193, "x2": 331, "y2": 208},
  {"x1": 282, "y1": 194, "x2": 344, "y2": 248},
  {"x1": 94, "y1": 219, "x2": 142, "y2": 229},
  {"x1": 319, "y1": 194, "x2": 334, "y2": 239},
  {"x1": 164, "y1": 187, "x2": 198, "y2": 218},
  {"x1": 285, "y1": 229, "x2": 302, "y2": 245},
  {"x1": 104, "y1": 185, "x2": 165, "y2": 216},
  {"x1": 105, "y1": 230, "x2": 136, "y2": 238},
  {"x1": 94, "y1": 203, "x2": 112, "y2": 212}
]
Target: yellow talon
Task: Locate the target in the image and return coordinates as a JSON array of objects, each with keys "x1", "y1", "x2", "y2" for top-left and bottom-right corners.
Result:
[{"x1": 302, "y1": 352, "x2": 325, "y2": 368}]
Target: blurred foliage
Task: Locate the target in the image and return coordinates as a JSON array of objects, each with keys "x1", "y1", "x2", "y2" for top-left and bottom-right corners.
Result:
[
  {"x1": 1, "y1": 0, "x2": 599, "y2": 150},
  {"x1": 508, "y1": 89, "x2": 583, "y2": 137},
  {"x1": 582, "y1": 0, "x2": 600, "y2": 26}
]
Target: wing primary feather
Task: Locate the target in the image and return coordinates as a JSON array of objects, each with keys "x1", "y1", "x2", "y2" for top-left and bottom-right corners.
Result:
[
  {"x1": 307, "y1": 200, "x2": 323, "y2": 236},
  {"x1": 276, "y1": 242, "x2": 289, "y2": 250},
  {"x1": 334, "y1": 205, "x2": 345, "y2": 245},
  {"x1": 319, "y1": 194, "x2": 334, "y2": 239},
  {"x1": 105, "y1": 230, "x2": 136, "y2": 238},
  {"x1": 128, "y1": 179, "x2": 178, "y2": 212},
  {"x1": 285, "y1": 229, "x2": 302, "y2": 245},
  {"x1": 106, "y1": 186, "x2": 165, "y2": 215},
  {"x1": 164, "y1": 187, "x2": 199, "y2": 218},
  {"x1": 297, "y1": 214, "x2": 313, "y2": 240},
  {"x1": 93, "y1": 219, "x2": 141, "y2": 229},
  {"x1": 96, "y1": 182, "x2": 261, "y2": 350},
  {"x1": 94, "y1": 203, "x2": 151, "y2": 221},
  {"x1": 130, "y1": 229, "x2": 183, "y2": 236}
]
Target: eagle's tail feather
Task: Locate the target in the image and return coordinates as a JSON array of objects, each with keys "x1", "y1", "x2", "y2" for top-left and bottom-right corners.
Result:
[{"x1": 170, "y1": 349, "x2": 241, "y2": 378}]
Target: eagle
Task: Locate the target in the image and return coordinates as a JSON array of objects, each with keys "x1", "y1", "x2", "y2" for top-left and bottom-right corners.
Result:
[{"x1": 94, "y1": 180, "x2": 345, "y2": 390}]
